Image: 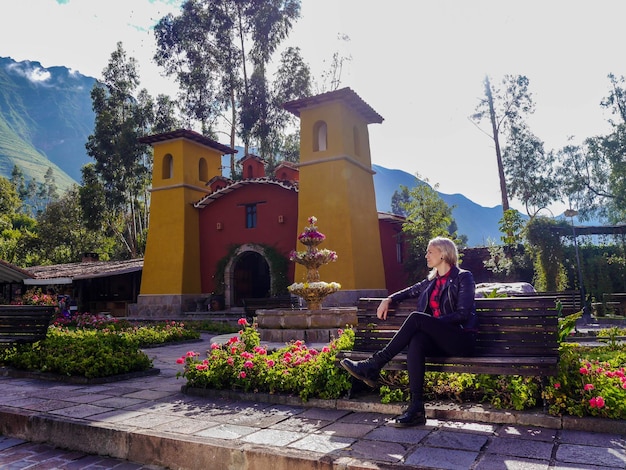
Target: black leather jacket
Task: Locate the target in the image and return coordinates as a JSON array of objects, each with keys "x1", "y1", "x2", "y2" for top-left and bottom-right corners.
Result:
[{"x1": 389, "y1": 265, "x2": 478, "y2": 330}]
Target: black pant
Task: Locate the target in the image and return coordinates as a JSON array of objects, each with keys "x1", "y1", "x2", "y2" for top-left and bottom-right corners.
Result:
[{"x1": 377, "y1": 312, "x2": 475, "y2": 401}]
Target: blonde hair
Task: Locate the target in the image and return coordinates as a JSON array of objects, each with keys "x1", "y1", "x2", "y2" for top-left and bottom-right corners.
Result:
[{"x1": 427, "y1": 237, "x2": 458, "y2": 280}]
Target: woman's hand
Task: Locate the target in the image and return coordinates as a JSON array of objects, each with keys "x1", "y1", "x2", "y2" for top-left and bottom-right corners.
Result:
[{"x1": 377, "y1": 297, "x2": 392, "y2": 320}]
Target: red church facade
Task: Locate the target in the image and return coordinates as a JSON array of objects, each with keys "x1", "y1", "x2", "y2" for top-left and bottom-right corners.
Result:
[{"x1": 194, "y1": 154, "x2": 409, "y2": 308}]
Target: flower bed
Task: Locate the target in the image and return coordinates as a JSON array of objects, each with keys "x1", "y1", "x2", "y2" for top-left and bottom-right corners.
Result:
[
  {"x1": 176, "y1": 318, "x2": 626, "y2": 419},
  {"x1": 177, "y1": 318, "x2": 353, "y2": 401}
]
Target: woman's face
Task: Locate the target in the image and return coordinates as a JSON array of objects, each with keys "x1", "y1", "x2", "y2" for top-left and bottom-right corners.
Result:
[{"x1": 425, "y1": 244, "x2": 445, "y2": 269}]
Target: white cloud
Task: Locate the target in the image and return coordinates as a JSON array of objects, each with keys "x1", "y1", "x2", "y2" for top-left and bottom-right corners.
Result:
[{"x1": 6, "y1": 61, "x2": 51, "y2": 84}]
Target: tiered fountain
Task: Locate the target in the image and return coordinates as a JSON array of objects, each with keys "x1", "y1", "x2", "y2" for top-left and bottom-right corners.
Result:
[{"x1": 256, "y1": 216, "x2": 357, "y2": 343}]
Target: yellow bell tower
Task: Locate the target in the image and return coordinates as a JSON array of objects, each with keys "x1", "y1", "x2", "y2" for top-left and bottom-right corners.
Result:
[
  {"x1": 284, "y1": 88, "x2": 387, "y2": 296},
  {"x1": 136, "y1": 129, "x2": 235, "y2": 317}
]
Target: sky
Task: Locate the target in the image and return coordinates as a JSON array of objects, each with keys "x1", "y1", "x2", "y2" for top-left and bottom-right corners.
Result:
[{"x1": 2, "y1": 0, "x2": 626, "y2": 215}]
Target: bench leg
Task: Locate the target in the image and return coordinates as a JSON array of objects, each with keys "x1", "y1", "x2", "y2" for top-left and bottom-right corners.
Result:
[{"x1": 541, "y1": 376, "x2": 549, "y2": 413}]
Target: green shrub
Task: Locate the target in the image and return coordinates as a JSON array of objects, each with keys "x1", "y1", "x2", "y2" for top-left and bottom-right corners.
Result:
[
  {"x1": 0, "y1": 315, "x2": 200, "y2": 378},
  {"x1": 5, "y1": 327, "x2": 152, "y2": 378}
]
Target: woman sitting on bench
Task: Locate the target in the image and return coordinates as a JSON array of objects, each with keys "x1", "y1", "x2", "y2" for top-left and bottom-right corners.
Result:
[{"x1": 340, "y1": 236, "x2": 478, "y2": 427}]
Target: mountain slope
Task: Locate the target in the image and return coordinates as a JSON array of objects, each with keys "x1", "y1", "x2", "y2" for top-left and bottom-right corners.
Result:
[
  {"x1": 372, "y1": 164, "x2": 503, "y2": 246},
  {"x1": 0, "y1": 57, "x2": 95, "y2": 189}
]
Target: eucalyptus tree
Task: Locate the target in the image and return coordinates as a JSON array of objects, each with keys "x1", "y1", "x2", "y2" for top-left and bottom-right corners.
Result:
[
  {"x1": 556, "y1": 74, "x2": 626, "y2": 223},
  {"x1": 471, "y1": 75, "x2": 535, "y2": 213},
  {"x1": 85, "y1": 42, "x2": 154, "y2": 258},
  {"x1": 153, "y1": 0, "x2": 307, "y2": 173},
  {"x1": 503, "y1": 124, "x2": 560, "y2": 218}
]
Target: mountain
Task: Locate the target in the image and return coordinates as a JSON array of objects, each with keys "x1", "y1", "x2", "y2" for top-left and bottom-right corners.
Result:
[
  {"x1": 1, "y1": 56, "x2": 502, "y2": 246},
  {"x1": 0, "y1": 57, "x2": 95, "y2": 190},
  {"x1": 372, "y1": 165, "x2": 504, "y2": 246}
]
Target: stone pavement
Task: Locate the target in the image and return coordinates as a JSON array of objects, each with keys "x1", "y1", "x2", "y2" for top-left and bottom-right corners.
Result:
[{"x1": 0, "y1": 334, "x2": 625, "y2": 470}]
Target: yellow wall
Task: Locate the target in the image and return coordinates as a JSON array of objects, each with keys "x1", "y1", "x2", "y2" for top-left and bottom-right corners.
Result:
[
  {"x1": 140, "y1": 138, "x2": 222, "y2": 295},
  {"x1": 295, "y1": 101, "x2": 386, "y2": 290}
]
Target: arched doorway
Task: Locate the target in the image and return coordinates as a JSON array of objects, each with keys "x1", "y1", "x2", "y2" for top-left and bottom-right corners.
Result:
[{"x1": 232, "y1": 251, "x2": 270, "y2": 306}]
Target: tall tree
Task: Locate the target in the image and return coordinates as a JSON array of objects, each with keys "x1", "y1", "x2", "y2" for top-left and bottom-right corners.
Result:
[
  {"x1": 471, "y1": 75, "x2": 534, "y2": 213},
  {"x1": 85, "y1": 42, "x2": 153, "y2": 258},
  {"x1": 153, "y1": 0, "x2": 305, "y2": 172},
  {"x1": 503, "y1": 124, "x2": 560, "y2": 217},
  {"x1": 556, "y1": 74, "x2": 626, "y2": 223}
]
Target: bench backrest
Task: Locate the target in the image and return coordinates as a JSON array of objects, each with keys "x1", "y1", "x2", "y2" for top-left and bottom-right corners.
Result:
[
  {"x1": 355, "y1": 297, "x2": 559, "y2": 359},
  {"x1": 509, "y1": 290, "x2": 582, "y2": 315},
  {"x1": 0, "y1": 306, "x2": 55, "y2": 345}
]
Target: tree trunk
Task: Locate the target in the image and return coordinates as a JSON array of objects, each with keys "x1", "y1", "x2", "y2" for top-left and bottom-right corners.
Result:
[{"x1": 484, "y1": 76, "x2": 510, "y2": 212}]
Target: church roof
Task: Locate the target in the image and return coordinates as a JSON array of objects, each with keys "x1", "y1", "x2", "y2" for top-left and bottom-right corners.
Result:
[
  {"x1": 194, "y1": 178, "x2": 298, "y2": 209},
  {"x1": 139, "y1": 129, "x2": 237, "y2": 155},
  {"x1": 283, "y1": 87, "x2": 384, "y2": 124}
]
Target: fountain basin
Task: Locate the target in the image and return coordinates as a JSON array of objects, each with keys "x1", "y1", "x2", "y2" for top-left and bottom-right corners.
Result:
[{"x1": 256, "y1": 307, "x2": 357, "y2": 344}]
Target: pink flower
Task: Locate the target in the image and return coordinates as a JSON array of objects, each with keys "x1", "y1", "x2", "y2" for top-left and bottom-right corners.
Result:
[
  {"x1": 238, "y1": 318, "x2": 249, "y2": 326},
  {"x1": 589, "y1": 396, "x2": 605, "y2": 408},
  {"x1": 579, "y1": 367, "x2": 589, "y2": 375},
  {"x1": 211, "y1": 343, "x2": 220, "y2": 350},
  {"x1": 227, "y1": 357, "x2": 234, "y2": 366},
  {"x1": 239, "y1": 371, "x2": 247, "y2": 379},
  {"x1": 244, "y1": 361, "x2": 254, "y2": 369},
  {"x1": 322, "y1": 346, "x2": 330, "y2": 353},
  {"x1": 337, "y1": 329, "x2": 344, "y2": 336},
  {"x1": 266, "y1": 359, "x2": 275, "y2": 367},
  {"x1": 176, "y1": 357, "x2": 185, "y2": 364},
  {"x1": 553, "y1": 382, "x2": 561, "y2": 389},
  {"x1": 254, "y1": 346, "x2": 267, "y2": 355},
  {"x1": 195, "y1": 364, "x2": 208, "y2": 371},
  {"x1": 186, "y1": 351, "x2": 197, "y2": 357},
  {"x1": 584, "y1": 383, "x2": 594, "y2": 391}
]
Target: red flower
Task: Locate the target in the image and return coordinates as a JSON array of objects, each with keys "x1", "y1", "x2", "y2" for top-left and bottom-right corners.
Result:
[
  {"x1": 584, "y1": 383, "x2": 594, "y2": 391},
  {"x1": 553, "y1": 382, "x2": 561, "y2": 389},
  {"x1": 589, "y1": 396, "x2": 605, "y2": 408}
]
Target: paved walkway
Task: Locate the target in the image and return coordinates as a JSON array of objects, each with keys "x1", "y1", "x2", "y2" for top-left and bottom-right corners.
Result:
[{"x1": 1, "y1": 333, "x2": 625, "y2": 469}]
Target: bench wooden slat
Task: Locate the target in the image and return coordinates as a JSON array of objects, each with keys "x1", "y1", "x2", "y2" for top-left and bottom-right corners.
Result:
[{"x1": 0, "y1": 306, "x2": 55, "y2": 346}]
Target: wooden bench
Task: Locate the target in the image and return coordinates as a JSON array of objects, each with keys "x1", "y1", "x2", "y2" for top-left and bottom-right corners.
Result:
[
  {"x1": 602, "y1": 293, "x2": 626, "y2": 316},
  {"x1": 510, "y1": 290, "x2": 582, "y2": 316},
  {"x1": 242, "y1": 295, "x2": 299, "y2": 320},
  {"x1": 338, "y1": 297, "x2": 559, "y2": 383},
  {"x1": 0, "y1": 306, "x2": 55, "y2": 348}
]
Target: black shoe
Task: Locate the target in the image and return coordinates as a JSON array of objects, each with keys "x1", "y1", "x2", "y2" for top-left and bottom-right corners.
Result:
[
  {"x1": 340, "y1": 358, "x2": 381, "y2": 388},
  {"x1": 392, "y1": 401, "x2": 426, "y2": 427}
]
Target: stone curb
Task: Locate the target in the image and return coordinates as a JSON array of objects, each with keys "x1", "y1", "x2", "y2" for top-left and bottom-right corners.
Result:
[
  {"x1": 182, "y1": 386, "x2": 626, "y2": 434},
  {"x1": 0, "y1": 407, "x2": 382, "y2": 470}
]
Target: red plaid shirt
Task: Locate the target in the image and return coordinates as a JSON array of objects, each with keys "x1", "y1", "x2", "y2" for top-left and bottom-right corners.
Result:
[{"x1": 429, "y1": 270, "x2": 451, "y2": 317}]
